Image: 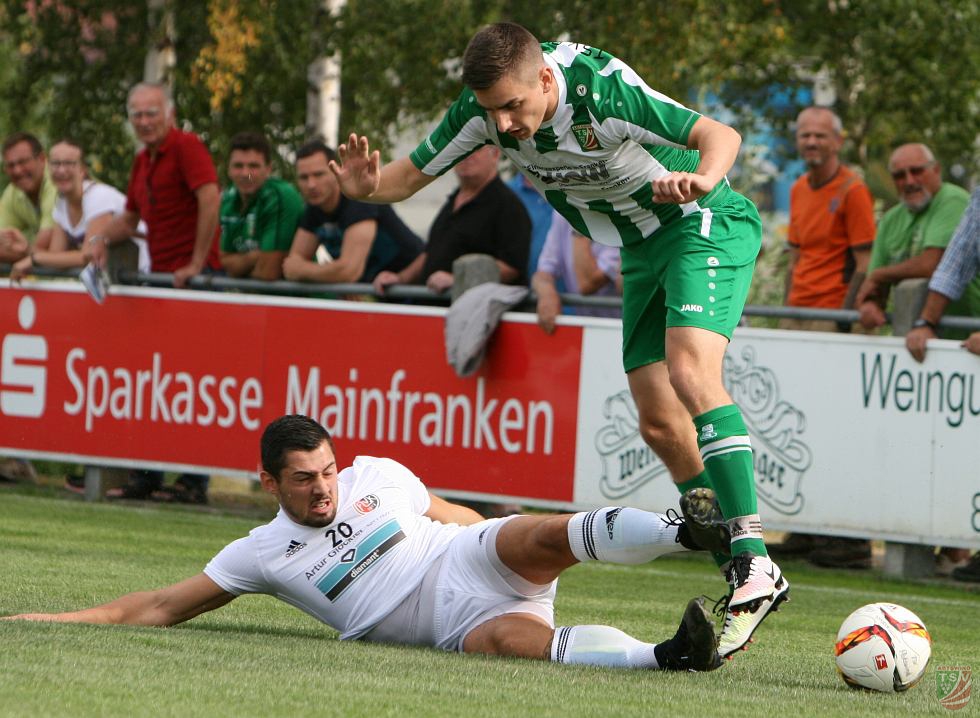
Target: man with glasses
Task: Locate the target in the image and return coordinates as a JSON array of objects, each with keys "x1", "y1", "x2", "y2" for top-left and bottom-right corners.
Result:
[
  {"x1": 0, "y1": 132, "x2": 57, "y2": 263},
  {"x1": 93, "y1": 82, "x2": 220, "y2": 504},
  {"x1": 89, "y1": 82, "x2": 221, "y2": 289},
  {"x1": 854, "y1": 144, "x2": 972, "y2": 575},
  {"x1": 856, "y1": 143, "x2": 971, "y2": 330}
]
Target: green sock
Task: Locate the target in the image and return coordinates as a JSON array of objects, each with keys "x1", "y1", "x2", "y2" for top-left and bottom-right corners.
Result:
[
  {"x1": 694, "y1": 404, "x2": 767, "y2": 558},
  {"x1": 674, "y1": 470, "x2": 730, "y2": 569},
  {"x1": 676, "y1": 470, "x2": 712, "y2": 495}
]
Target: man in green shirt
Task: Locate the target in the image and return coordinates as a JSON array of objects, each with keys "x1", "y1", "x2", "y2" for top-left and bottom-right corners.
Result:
[
  {"x1": 0, "y1": 132, "x2": 57, "y2": 262},
  {"x1": 219, "y1": 132, "x2": 304, "y2": 281},
  {"x1": 857, "y1": 142, "x2": 973, "y2": 329},
  {"x1": 328, "y1": 22, "x2": 785, "y2": 663}
]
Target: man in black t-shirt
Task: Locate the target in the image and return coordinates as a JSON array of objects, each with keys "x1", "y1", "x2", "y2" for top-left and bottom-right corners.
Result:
[
  {"x1": 373, "y1": 145, "x2": 530, "y2": 295},
  {"x1": 283, "y1": 141, "x2": 422, "y2": 284}
]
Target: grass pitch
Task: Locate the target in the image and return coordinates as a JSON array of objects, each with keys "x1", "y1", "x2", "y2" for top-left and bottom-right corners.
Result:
[{"x1": 1, "y1": 491, "x2": 977, "y2": 718}]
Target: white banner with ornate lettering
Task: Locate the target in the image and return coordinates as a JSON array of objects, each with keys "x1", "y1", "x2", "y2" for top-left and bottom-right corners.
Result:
[{"x1": 574, "y1": 324, "x2": 980, "y2": 548}]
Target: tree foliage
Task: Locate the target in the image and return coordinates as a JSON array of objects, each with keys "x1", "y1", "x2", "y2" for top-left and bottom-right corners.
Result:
[
  {"x1": 1, "y1": 0, "x2": 976, "y2": 194},
  {"x1": 0, "y1": 0, "x2": 323, "y2": 189},
  {"x1": 327, "y1": 0, "x2": 978, "y2": 181}
]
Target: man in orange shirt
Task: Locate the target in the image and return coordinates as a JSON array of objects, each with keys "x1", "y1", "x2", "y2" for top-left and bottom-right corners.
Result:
[
  {"x1": 775, "y1": 107, "x2": 876, "y2": 567},
  {"x1": 783, "y1": 107, "x2": 876, "y2": 332}
]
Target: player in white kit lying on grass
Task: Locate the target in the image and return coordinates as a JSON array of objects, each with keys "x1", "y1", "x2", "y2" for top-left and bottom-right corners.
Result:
[{"x1": 5, "y1": 414, "x2": 732, "y2": 672}]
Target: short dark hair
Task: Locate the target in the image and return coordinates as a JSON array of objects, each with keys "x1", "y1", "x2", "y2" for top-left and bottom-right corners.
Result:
[
  {"x1": 260, "y1": 414, "x2": 336, "y2": 479},
  {"x1": 295, "y1": 140, "x2": 338, "y2": 164},
  {"x1": 229, "y1": 131, "x2": 272, "y2": 164},
  {"x1": 462, "y1": 22, "x2": 542, "y2": 90},
  {"x1": 2, "y1": 131, "x2": 44, "y2": 157}
]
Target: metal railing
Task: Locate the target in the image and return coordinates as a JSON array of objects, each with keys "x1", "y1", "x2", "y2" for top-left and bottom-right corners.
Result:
[{"x1": 7, "y1": 265, "x2": 980, "y2": 330}]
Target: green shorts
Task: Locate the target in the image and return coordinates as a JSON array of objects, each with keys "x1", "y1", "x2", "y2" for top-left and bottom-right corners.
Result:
[{"x1": 620, "y1": 192, "x2": 762, "y2": 372}]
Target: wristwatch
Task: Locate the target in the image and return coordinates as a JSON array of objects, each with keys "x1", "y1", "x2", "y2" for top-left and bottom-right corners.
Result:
[{"x1": 912, "y1": 318, "x2": 938, "y2": 332}]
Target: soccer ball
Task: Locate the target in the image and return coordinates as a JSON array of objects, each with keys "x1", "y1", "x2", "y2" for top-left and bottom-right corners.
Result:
[{"x1": 834, "y1": 602, "x2": 932, "y2": 692}]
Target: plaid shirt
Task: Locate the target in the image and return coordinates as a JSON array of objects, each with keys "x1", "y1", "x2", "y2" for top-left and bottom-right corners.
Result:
[{"x1": 929, "y1": 187, "x2": 980, "y2": 301}]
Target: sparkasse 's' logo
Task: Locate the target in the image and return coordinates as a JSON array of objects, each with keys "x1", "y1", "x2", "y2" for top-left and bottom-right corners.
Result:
[{"x1": 1, "y1": 296, "x2": 47, "y2": 418}]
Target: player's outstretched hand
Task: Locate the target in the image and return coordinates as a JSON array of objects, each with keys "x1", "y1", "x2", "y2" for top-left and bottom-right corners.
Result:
[
  {"x1": 651, "y1": 172, "x2": 715, "y2": 204},
  {"x1": 330, "y1": 133, "x2": 381, "y2": 200}
]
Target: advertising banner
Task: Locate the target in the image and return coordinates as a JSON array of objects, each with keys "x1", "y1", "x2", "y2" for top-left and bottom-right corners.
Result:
[
  {"x1": 574, "y1": 324, "x2": 980, "y2": 547},
  {"x1": 0, "y1": 284, "x2": 581, "y2": 502}
]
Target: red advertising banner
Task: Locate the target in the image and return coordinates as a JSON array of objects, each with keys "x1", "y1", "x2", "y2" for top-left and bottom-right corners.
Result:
[{"x1": 0, "y1": 284, "x2": 582, "y2": 502}]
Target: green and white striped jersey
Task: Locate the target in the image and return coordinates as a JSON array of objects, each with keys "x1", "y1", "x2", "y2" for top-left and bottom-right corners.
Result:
[{"x1": 410, "y1": 41, "x2": 735, "y2": 247}]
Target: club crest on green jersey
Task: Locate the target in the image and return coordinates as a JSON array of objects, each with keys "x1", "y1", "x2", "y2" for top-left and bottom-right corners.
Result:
[{"x1": 572, "y1": 123, "x2": 600, "y2": 151}]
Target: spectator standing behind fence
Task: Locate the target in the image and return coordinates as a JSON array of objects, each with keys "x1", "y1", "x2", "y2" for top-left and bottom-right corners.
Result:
[
  {"x1": 0, "y1": 132, "x2": 56, "y2": 263},
  {"x1": 532, "y1": 211, "x2": 621, "y2": 333},
  {"x1": 771, "y1": 108, "x2": 877, "y2": 567},
  {"x1": 373, "y1": 145, "x2": 530, "y2": 296},
  {"x1": 847, "y1": 143, "x2": 971, "y2": 574},
  {"x1": 507, "y1": 172, "x2": 553, "y2": 282},
  {"x1": 783, "y1": 107, "x2": 876, "y2": 331},
  {"x1": 904, "y1": 186, "x2": 980, "y2": 582},
  {"x1": 219, "y1": 132, "x2": 304, "y2": 281},
  {"x1": 9, "y1": 139, "x2": 150, "y2": 283},
  {"x1": 88, "y1": 82, "x2": 221, "y2": 288},
  {"x1": 283, "y1": 141, "x2": 422, "y2": 286},
  {"x1": 94, "y1": 81, "x2": 221, "y2": 504},
  {"x1": 0, "y1": 131, "x2": 57, "y2": 484},
  {"x1": 856, "y1": 143, "x2": 973, "y2": 331}
]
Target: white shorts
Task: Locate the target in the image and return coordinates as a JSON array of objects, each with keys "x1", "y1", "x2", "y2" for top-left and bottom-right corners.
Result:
[{"x1": 362, "y1": 517, "x2": 557, "y2": 652}]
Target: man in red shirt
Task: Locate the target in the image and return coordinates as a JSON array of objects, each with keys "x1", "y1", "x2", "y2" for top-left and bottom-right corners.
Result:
[
  {"x1": 94, "y1": 82, "x2": 220, "y2": 503},
  {"x1": 783, "y1": 106, "x2": 876, "y2": 330},
  {"x1": 91, "y1": 82, "x2": 220, "y2": 288}
]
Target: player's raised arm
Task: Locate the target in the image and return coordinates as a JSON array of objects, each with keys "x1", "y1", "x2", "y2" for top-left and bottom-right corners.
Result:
[
  {"x1": 3, "y1": 573, "x2": 235, "y2": 627},
  {"x1": 329, "y1": 133, "x2": 435, "y2": 204}
]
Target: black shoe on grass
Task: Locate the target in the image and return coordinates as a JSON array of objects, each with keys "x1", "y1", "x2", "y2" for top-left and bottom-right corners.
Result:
[{"x1": 655, "y1": 596, "x2": 723, "y2": 672}]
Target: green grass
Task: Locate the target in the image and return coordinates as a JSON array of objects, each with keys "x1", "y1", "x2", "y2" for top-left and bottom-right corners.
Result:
[{"x1": 1, "y1": 492, "x2": 977, "y2": 718}]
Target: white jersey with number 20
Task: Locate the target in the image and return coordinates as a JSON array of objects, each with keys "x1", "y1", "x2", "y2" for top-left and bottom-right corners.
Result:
[{"x1": 204, "y1": 456, "x2": 464, "y2": 640}]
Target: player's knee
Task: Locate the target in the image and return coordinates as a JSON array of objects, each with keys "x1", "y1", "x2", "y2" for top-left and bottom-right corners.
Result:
[
  {"x1": 529, "y1": 515, "x2": 574, "y2": 556},
  {"x1": 637, "y1": 412, "x2": 689, "y2": 453},
  {"x1": 666, "y1": 360, "x2": 720, "y2": 410},
  {"x1": 464, "y1": 616, "x2": 554, "y2": 659}
]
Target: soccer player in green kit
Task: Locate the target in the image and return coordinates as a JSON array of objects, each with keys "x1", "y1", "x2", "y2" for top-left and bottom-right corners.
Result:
[{"x1": 329, "y1": 22, "x2": 788, "y2": 658}]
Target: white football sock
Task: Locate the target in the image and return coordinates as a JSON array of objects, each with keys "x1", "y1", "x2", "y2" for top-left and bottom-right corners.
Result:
[
  {"x1": 566, "y1": 507, "x2": 685, "y2": 564},
  {"x1": 550, "y1": 625, "x2": 660, "y2": 669}
]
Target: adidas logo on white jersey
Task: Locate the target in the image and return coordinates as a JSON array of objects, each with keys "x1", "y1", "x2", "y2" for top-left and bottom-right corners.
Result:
[{"x1": 284, "y1": 539, "x2": 307, "y2": 557}]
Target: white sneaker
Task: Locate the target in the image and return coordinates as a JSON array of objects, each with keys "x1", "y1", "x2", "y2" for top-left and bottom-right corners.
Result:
[
  {"x1": 730, "y1": 553, "x2": 784, "y2": 609},
  {"x1": 716, "y1": 554, "x2": 790, "y2": 658}
]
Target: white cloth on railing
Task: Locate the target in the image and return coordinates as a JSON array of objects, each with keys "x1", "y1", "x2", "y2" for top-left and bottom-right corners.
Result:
[{"x1": 445, "y1": 283, "x2": 529, "y2": 377}]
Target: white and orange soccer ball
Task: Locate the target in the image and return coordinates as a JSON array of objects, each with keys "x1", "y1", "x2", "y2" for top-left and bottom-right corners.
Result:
[{"x1": 834, "y1": 602, "x2": 932, "y2": 692}]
